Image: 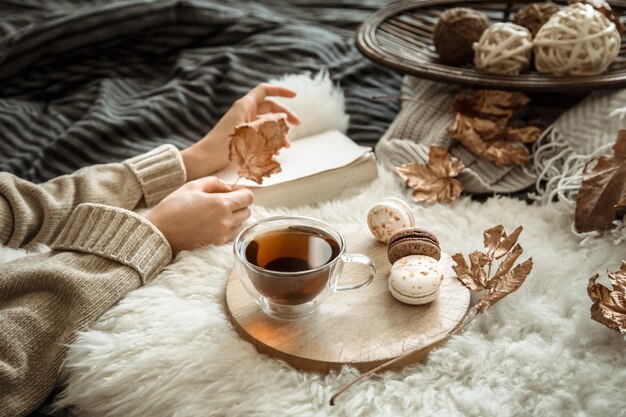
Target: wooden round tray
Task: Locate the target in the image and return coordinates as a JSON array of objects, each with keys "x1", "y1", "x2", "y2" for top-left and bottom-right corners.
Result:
[
  {"x1": 225, "y1": 224, "x2": 471, "y2": 373},
  {"x1": 355, "y1": 0, "x2": 626, "y2": 92}
]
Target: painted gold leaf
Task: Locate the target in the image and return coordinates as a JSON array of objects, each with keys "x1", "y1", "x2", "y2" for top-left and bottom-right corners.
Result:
[
  {"x1": 452, "y1": 253, "x2": 485, "y2": 292},
  {"x1": 494, "y1": 226, "x2": 523, "y2": 259},
  {"x1": 477, "y1": 258, "x2": 534, "y2": 313},
  {"x1": 493, "y1": 244, "x2": 523, "y2": 278},
  {"x1": 229, "y1": 113, "x2": 289, "y2": 184},
  {"x1": 483, "y1": 225, "x2": 505, "y2": 257},
  {"x1": 587, "y1": 261, "x2": 626, "y2": 334},
  {"x1": 395, "y1": 146, "x2": 464, "y2": 204},
  {"x1": 454, "y1": 225, "x2": 533, "y2": 314}
]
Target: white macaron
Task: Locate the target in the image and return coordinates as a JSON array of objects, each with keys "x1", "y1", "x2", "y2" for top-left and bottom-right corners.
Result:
[
  {"x1": 388, "y1": 255, "x2": 443, "y2": 305},
  {"x1": 367, "y1": 197, "x2": 415, "y2": 244}
]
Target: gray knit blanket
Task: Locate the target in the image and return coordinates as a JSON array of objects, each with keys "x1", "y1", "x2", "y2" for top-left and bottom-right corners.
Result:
[
  {"x1": 0, "y1": 0, "x2": 401, "y2": 183},
  {"x1": 377, "y1": 76, "x2": 626, "y2": 197}
]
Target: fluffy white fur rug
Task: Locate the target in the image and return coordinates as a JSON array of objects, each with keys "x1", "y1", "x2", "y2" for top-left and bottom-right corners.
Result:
[{"x1": 2, "y1": 74, "x2": 625, "y2": 417}]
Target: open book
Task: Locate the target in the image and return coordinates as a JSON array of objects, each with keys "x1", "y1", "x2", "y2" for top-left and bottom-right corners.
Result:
[{"x1": 215, "y1": 130, "x2": 377, "y2": 207}]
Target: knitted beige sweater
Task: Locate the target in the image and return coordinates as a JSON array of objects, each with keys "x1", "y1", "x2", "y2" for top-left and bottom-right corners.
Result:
[{"x1": 0, "y1": 145, "x2": 186, "y2": 417}]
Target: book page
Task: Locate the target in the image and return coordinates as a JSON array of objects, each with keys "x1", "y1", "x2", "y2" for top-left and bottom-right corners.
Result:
[{"x1": 214, "y1": 130, "x2": 372, "y2": 188}]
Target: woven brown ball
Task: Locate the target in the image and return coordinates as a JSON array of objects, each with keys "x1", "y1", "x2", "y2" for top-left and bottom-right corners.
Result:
[
  {"x1": 513, "y1": 1, "x2": 561, "y2": 36},
  {"x1": 433, "y1": 7, "x2": 491, "y2": 65}
]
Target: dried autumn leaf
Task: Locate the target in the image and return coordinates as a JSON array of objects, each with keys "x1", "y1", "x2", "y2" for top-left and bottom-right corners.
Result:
[
  {"x1": 476, "y1": 258, "x2": 533, "y2": 313},
  {"x1": 587, "y1": 261, "x2": 626, "y2": 334},
  {"x1": 452, "y1": 90, "x2": 530, "y2": 119},
  {"x1": 481, "y1": 141, "x2": 530, "y2": 166},
  {"x1": 448, "y1": 90, "x2": 542, "y2": 167},
  {"x1": 452, "y1": 253, "x2": 485, "y2": 292},
  {"x1": 506, "y1": 126, "x2": 543, "y2": 144},
  {"x1": 493, "y1": 244, "x2": 523, "y2": 278},
  {"x1": 395, "y1": 146, "x2": 464, "y2": 204},
  {"x1": 454, "y1": 224, "x2": 533, "y2": 313},
  {"x1": 229, "y1": 113, "x2": 289, "y2": 184},
  {"x1": 483, "y1": 225, "x2": 505, "y2": 257},
  {"x1": 575, "y1": 129, "x2": 626, "y2": 233},
  {"x1": 494, "y1": 226, "x2": 523, "y2": 259},
  {"x1": 449, "y1": 114, "x2": 530, "y2": 167}
]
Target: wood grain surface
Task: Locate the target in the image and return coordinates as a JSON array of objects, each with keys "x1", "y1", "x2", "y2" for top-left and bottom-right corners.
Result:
[{"x1": 225, "y1": 224, "x2": 471, "y2": 373}]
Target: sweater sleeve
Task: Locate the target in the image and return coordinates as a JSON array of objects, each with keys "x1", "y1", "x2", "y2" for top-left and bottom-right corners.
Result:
[
  {"x1": 0, "y1": 145, "x2": 186, "y2": 250},
  {"x1": 0, "y1": 203, "x2": 172, "y2": 417}
]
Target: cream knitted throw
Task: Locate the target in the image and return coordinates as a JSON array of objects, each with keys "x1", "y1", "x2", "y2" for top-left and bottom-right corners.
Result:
[{"x1": 376, "y1": 76, "x2": 626, "y2": 198}]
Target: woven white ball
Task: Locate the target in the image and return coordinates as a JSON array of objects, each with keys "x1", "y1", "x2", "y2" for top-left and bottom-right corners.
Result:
[
  {"x1": 473, "y1": 22, "x2": 533, "y2": 75},
  {"x1": 534, "y1": 3, "x2": 621, "y2": 76}
]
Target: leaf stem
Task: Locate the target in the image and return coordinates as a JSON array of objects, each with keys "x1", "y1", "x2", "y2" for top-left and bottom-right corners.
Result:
[
  {"x1": 230, "y1": 176, "x2": 241, "y2": 189},
  {"x1": 329, "y1": 307, "x2": 479, "y2": 406}
]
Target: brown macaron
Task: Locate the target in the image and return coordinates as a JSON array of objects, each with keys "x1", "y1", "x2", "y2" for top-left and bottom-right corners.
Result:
[{"x1": 387, "y1": 228, "x2": 441, "y2": 264}]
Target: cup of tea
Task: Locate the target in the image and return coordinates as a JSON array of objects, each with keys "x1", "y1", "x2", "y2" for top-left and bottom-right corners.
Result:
[{"x1": 233, "y1": 215, "x2": 376, "y2": 319}]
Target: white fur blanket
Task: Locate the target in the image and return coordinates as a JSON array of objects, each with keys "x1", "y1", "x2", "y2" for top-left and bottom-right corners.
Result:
[{"x1": 1, "y1": 75, "x2": 625, "y2": 417}]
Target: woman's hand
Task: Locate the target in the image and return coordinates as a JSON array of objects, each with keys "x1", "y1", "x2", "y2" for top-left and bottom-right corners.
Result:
[
  {"x1": 146, "y1": 177, "x2": 253, "y2": 252},
  {"x1": 182, "y1": 84, "x2": 300, "y2": 181}
]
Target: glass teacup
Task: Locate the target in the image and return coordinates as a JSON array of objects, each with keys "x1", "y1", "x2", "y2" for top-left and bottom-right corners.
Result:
[{"x1": 233, "y1": 216, "x2": 376, "y2": 319}]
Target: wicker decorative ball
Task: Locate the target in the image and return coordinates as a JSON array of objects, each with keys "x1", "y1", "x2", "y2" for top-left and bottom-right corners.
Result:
[
  {"x1": 570, "y1": 0, "x2": 625, "y2": 33},
  {"x1": 433, "y1": 7, "x2": 491, "y2": 65},
  {"x1": 534, "y1": 3, "x2": 622, "y2": 76},
  {"x1": 513, "y1": 1, "x2": 561, "y2": 35},
  {"x1": 473, "y1": 22, "x2": 533, "y2": 75}
]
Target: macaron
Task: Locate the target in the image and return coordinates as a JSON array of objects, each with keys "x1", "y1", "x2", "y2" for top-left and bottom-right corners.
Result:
[
  {"x1": 387, "y1": 228, "x2": 441, "y2": 264},
  {"x1": 367, "y1": 197, "x2": 415, "y2": 244},
  {"x1": 388, "y1": 255, "x2": 444, "y2": 305}
]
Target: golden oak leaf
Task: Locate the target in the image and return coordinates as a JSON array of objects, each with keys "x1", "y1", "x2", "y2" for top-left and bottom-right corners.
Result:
[
  {"x1": 229, "y1": 113, "x2": 289, "y2": 184},
  {"x1": 575, "y1": 130, "x2": 626, "y2": 233},
  {"x1": 395, "y1": 146, "x2": 464, "y2": 204},
  {"x1": 476, "y1": 258, "x2": 533, "y2": 313},
  {"x1": 587, "y1": 261, "x2": 626, "y2": 334}
]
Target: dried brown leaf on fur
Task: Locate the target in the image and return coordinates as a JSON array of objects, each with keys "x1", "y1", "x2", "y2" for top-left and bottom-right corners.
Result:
[
  {"x1": 229, "y1": 113, "x2": 289, "y2": 184},
  {"x1": 454, "y1": 225, "x2": 533, "y2": 313},
  {"x1": 587, "y1": 261, "x2": 626, "y2": 334},
  {"x1": 448, "y1": 90, "x2": 542, "y2": 167},
  {"x1": 575, "y1": 130, "x2": 626, "y2": 233},
  {"x1": 395, "y1": 146, "x2": 464, "y2": 204}
]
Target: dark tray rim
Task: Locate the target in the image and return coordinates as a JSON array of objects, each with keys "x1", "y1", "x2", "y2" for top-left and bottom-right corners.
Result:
[{"x1": 355, "y1": 0, "x2": 626, "y2": 92}]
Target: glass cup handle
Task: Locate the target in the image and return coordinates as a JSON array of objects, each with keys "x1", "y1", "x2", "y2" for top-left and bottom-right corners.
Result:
[{"x1": 333, "y1": 253, "x2": 376, "y2": 291}]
